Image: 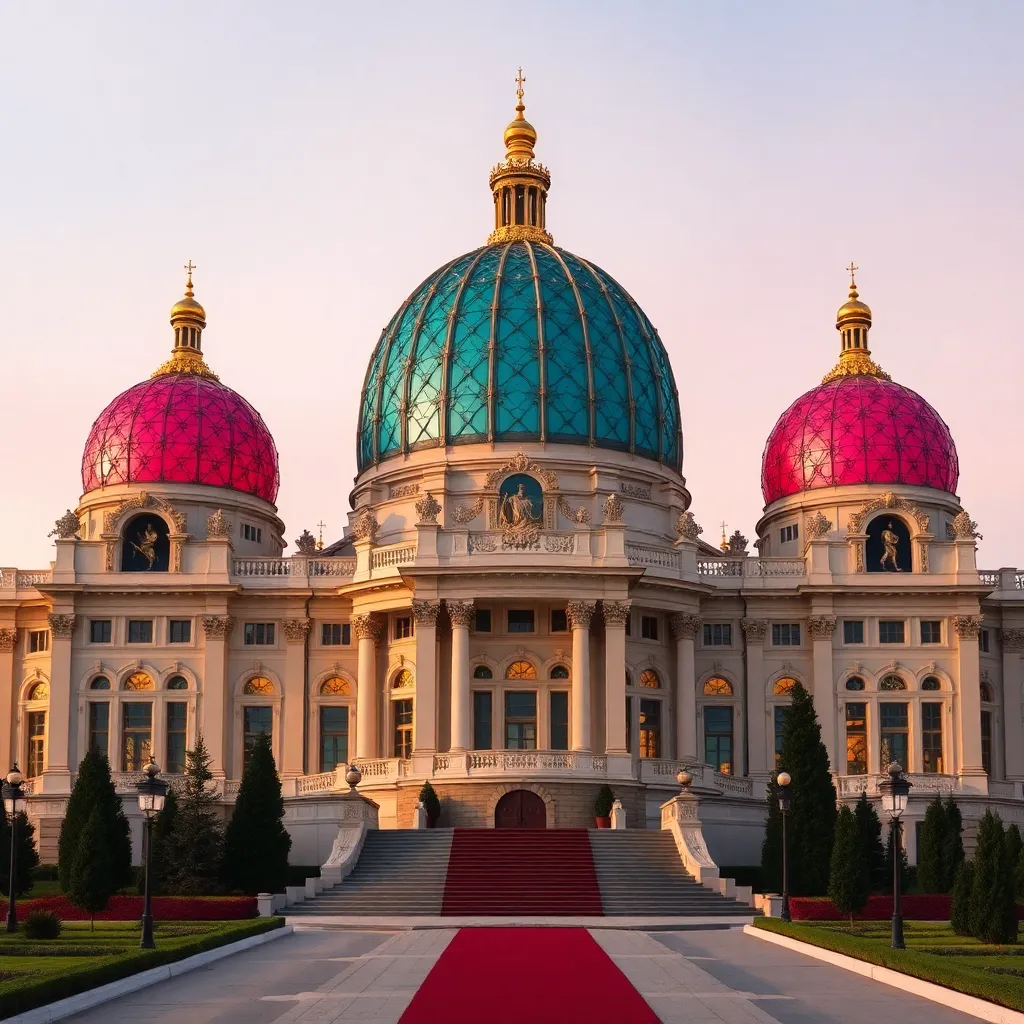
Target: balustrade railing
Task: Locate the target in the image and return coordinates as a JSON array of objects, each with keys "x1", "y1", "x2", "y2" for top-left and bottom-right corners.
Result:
[
  {"x1": 697, "y1": 558, "x2": 743, "y2": 577},
  {"x1": 296, "y1": 770, "x2": 339, "y2": 795},
  {"x1": 978, "y1": 570, "x2": 1001, "y2": 587},
  {"x1": 988, "y1": 779, "x2": 1019, "y2": 799},
  {"x1": 232, "y1": 558, "x2": 291, "y2": 577},
  {"x1": 308, "y1": 558, "x2": 356, "y2": 577},
  {"x1": 837, "y1": 772, "x2": 966, "y2": 797},
  {"x1": 626, "y1": 544, "x2": 681, "y2": 571},
  {"x1": 747, "y1": 558, "x2": 805, "y2": 577},
  {"x1": 1017, "y1": 572, "x2": 1024, "y2": 591},
  {"x1": 16, "y1": 571, "x2": 52, "y2": 588},
  {"x1": 467, "y1": 751, "x2": 608, "y2": 773},
  {"x1": 371, "y1": 545, "x2": 417, "y2": 570}
]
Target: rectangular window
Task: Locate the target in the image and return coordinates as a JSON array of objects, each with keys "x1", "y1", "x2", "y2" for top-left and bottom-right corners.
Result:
[
  {"x1": 703, "y1": 706, "x2": 733, "y2": 775},
  {"x1": 243, "y1": 706, "x2": 272, "y2": 771},
  {"x1": 474, "y1": 608, "x2": 492, "y2": 633},
  {"x1": 625, "y1": 614, "x2": 632, "y2": 637},
  {"x1": 981, "y1": 710, "x2": 993, "y2": 775},
  {"x1": 780, "y1": 524, "x2": 799, "y2": 543},
  {"x1": 845, "y1": 702, "x2": 867, "y2": 775},
  {"x1": 473, "y1": 691, "x2": 493, "y2": 750},
  {"x1": 639, "y1": 698, "x2": 661, "y2": 758},
  {"x1": 26, "y1": 711, "x2": 45, "y2": 778},
  {"x1": 550, "y1": 692, "x2": 569, "y2": 750},
  {"x1": 28, "y1": 629, "x2": 49, "y2": 653},
  {"x1": 321, "y1": 623, "x2": 351, "y2": 646},
  {"x1": 921, "y1": 702, "x2": 944, "y2": 774},
  {"x1": 980, "y1": 629, "x2": 990, "y2": 653},
  {"x1": 771, "y1": 623, "x2": 801, "y2": 646},
  {"x1": 774, "y1": 705, "x2": 788, "y2": 766},
  {"x1": 166, "y1": 702, "x2": 187, "y2": 773},
  {"x1": 320, "y1": 706, "x2": 349, "y2": 772},
  {"x1": 702, "y1": 623, "x2": 732, "y2": 647},
  {"x1": 504, "y1": 691, "x2": 537, "y2": 749},
  {"x1": 394, "y1": 616, "x2": 413, "y2": 640},
  {"x1": 641, "y1": 615, "x2": 659, "y2": 641},
  {"x1": 127, "y1": 619, "x2": 153, "y2": 644},
  {"x1": 169, "y1": 619, "x2": 192, "y2": 644},
  {"x1": 89, "y1": 620, "x2": 112, "y2": 644},
  {"x1": 88, "y1": 702, "x2": 109, "y2": 757},
  {"x1": 880, "y1": 702, "x2": 909, "y2": 770},
  {"x1": 920, "y1": 620, "x2": 942, "y2": 645},
  {"x1": 121, "y1": 702, "x2": 153, "y2": 771},
  {"x1": 242, "y1": 523, "x2": 262, "y2": 543},
  {"x1": 550, "y1": 609, "x2": 568, "y2": 633},
  {"x1": 507, "y1": 609, "x2": 535, "y2": 634},
  {"x1": 243, "y1": 622, "x2": 275, "y2": 646},
  {"x1": 879, "y1": 620, "x2": 906, "y2": 644},
  {"x1": 625, "y1": 697, "x2": 632, "y2": 753},
  {"x1": 393, "y1": 699, "x2": 413, "y2": 759},
  {"x1": 843, "y1": 620, "x2": 864, "y2": 645}
]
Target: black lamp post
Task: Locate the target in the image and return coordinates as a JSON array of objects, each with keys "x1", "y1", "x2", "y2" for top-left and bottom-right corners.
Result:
[
  {"x1": 879, "y1": 761, "x2": 911, "y2": 950},
  {"x1": 135, "y1": 757, "x2": 168, "y2": 950},
  {"x1": 2, "y1": 765, "x2": 25, "y2": 933},
  {"x1": 776, "y1": 771, "x2": 792, "y2": 922}
]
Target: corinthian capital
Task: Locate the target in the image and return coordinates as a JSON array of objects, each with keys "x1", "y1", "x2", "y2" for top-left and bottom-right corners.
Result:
[
  {"x1": 0, "y1": 628, "x2": 17, "y2": 651},
  {"x1": 351, "y1": 613, "x2": 384, "y2": 644},
  {"x1": 282, "y1": 618, "x2": 312, "y2": 643},
  {"x1": 446, "y1": 600, "x2": 475, "y2": 628},
  {"x1": 952, "y1": 614, "x2": 983, "y2": 640},
  {"x1": 602, "y1": 601, "x2": 631, "y2": 628},
  {"x1": 670, "y1": 613, "x2": 702, "y2": 640},
  {"x1": 567, "y1": 601, "x2": 596, "y2": 630},
  {"x1": 47, "y1": 613, "x2": 76, "y2": 639},
  {"x1": 201, "y1": 615, "x2": 235, "y2": 640},
  {"x1": 741, "y1": 618, "x2": 768, "y2": 643},
  {"x1": 1001, "y1": 627, "x2": 1024, "y2": 652},
  {"x1": 807, "y1": 615, "x2": 837, "y2": 640},
  {"x1": 412, "y1": 600, "x2": 441, "y2": 626}
]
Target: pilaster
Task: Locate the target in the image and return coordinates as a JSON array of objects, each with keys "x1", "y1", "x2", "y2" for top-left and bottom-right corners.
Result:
[
  {"x1": 200, "y1": 615, "x2": 234, "y2": 778},
  {"x1": 670, "y1": 613, "x2": 701, "y2": 761},
  {"x1": 567, "y1": 601, "x2": 595, "y2": 752},
  {"x1": 603, "y1": 601, "x2": 629, "y2": 755},
  {"x1": 953, "y1": 614, "x2": 987, "y2": 792},
  {"x1": 1001, "y1": 628, "x2": 1024, "y2": 779},
  {"x1": 411, "y1": 600, "x2": 440, "y2": 761},
  {"x1": 742, "y1": 618, "x2": 769, "y2": 777},
  {"x1": 281, "y1": 617, "x2": 311, "y2": 777},
  {"x1": 808, "y1": 615, "x2": 837, "y2": 770},
  {"x1": 447, "y1": 600, "x2": 474, "y2": 752},
  {"x1": 41, "y1": 613, "x2": 75, "y2": 792},
  {"x1": 0, "y1": 627, "x2": 16, "y2": 774},
  {"x1": 352, "y1": 614, "x2": 383, "y2": 759}
]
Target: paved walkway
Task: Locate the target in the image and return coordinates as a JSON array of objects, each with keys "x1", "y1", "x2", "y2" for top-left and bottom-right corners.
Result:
[{"x1": 65, "y1": 925, "x2": 984, "y2": 1024}]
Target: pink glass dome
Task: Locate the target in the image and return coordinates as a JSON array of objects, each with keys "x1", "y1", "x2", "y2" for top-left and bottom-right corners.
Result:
[
  {"x1": 82, "y1": 374, "x2": 280, "y2": 503},
  {"x1": 761, "y1": 375, "x2": 958, "y2": 506}
]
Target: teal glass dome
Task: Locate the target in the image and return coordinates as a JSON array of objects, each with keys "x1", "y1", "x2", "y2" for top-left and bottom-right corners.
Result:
[{"x1": 358, "y1": 240, "x2": 682, "y2": 472}]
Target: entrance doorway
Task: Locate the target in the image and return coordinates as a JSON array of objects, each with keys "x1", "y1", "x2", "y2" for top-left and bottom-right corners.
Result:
[{"x1": 494, "y1": 789, "x2": 546, "y2": 828}]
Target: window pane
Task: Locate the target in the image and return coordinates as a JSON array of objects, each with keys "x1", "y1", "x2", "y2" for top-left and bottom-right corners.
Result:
[
  {"x1": 473, "y1": 691, "x2": 493, "y2": 750},
  {"x1": 703, "y1": 706, "x2": 733, "y2": 774},
  {"x1": 243, "y1": 706, "x2": 273, "y2": 771},
  {"x1": 505, "y1": 691, "x2": 537, "y2": 749},
  {"x1": 122, "y1": 702, "x2": 153, "y2": 771},
  {"x1": 166, "y1": 701, "x2": 187, "y2": 773},
  {"x1": 320, "y1": 706, "x2": 349, "y2": 772},
  {"x1": 639, "y1": 698, "x2": 661, "y2": 758},
  {"x1": 920, "y1": 620, "x2": 941, "y2": 644},
  {"x1": 921, "y1": 702, "x2": 943, "y2": 774},
  {"x1": 981, "y1": 710, "x2": 993, "y2": 775},
  {"x1": 169, "y1": 619, "x2": 191, "y2": 643},
  {"x1": 845, "y1": 702, "x2": 867, "y2": 775},
  {"x1": 879, "y1": 620, "x2": 905, "y2": 644},
  {"x1": 550, "y1": 692, "x2": 569, "y2": 750},
  {"x1": 88, "y1": 702, "x2": 109, "y2": 756},
  {"x1": 393, "y1": 699, "x2": 413, "y2": 758},
  {"x1": 774, "y1": 705, "x2": 788, "y2": 765},
  {"x1": 90, "y1": 620, "x2": 112, "y2": 643},
  {"x1": 880, "y1": 702, "x2": 909, "y2": 769},
  {"x1": 507, "y1": 609, "x2": 535, "y2": 633},
  {"x1": 26, "y1": 711, "x2": 45, "y2": 778},
  {"x1": 843, "y1": 620, "x2": 864, "y2": 644},
  {"x1": 550, "y1": 609, "x2": 568, "y2": 633},
  {"x1": 474, "y1": 609, "x2": 492, "y2": 632}
]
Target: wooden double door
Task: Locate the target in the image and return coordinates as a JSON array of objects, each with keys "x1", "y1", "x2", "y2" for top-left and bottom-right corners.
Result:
[{"x1": 494, "y1": 789, "x2": 546, "y2": 828}]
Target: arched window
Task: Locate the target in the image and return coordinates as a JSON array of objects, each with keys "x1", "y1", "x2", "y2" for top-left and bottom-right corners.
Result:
[
  {"x1": 866, "y1": 515, "x2": 912, "y2": 573},
  {"x1": 243, "y1": 676, "x2": 274, "y2": 695},
  {"x1": 703, "y1": 677, "x2": 733, "y2": 696},
  {"x1": 550, "y1": 665, "x2": 570, "y2": 680},
  {"x1": 625, "y1": 670, "x2": 633, "y2": 687},
  {"x1": 320, "y1": 677, "x2": 351, "y2": 696},
  {"x1": 392, "y1": 670, "x2": 414, "y2": 690},
  {"x1": 639, "y1": 669, "x2": 660, "y2": 689},
  {"x1": 120, "y1": 513, "x2": 170, "y2": 572},
  {"x1": 845, "y1": 676, "x2": 865, "y2": 691},
  {"x1": 880, "y1": 675, "x2": 906, "y2": 691},
  {"x1": 771, "y1": 678, "x2": 797, "y2": 766},
  {"x1": 980, "y1": 681, "x2": 994, "y2": 703},
  {"x1": 473, "y1": 665, "x2": 494, "y2": 679},
  {"x1": 124, "y1": 672, "x2": 154, "y2": 691},
  {"x1": 27, "y1": 682, "x2": 49, "y2": 701},
  {"x1": 773, "y1": 677, "x2": 797, "y2": 695},
  {"x1": 506, "y1": 660, "x2": 537, "y2": 680},
  {"x1": 90, "y1": 676, "x2": 111, "y2": 690},
  {"x1": 921, "y1": 676, "x2": 941, "y2": 691},
  {"x1": 167, "y1": 675, "x2": 188, "y2": 690}
]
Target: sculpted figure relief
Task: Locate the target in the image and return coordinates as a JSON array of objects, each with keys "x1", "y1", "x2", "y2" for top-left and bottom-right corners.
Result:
[
  {"x1": 880, "y1": 521, "x2": 901, "y2": 572},
  {"x1": 132, "y1": 524, "x2": 160, "y2": 569},
  {"x1": 499, "y1": 483, "x2": 539, "y2": 530}
]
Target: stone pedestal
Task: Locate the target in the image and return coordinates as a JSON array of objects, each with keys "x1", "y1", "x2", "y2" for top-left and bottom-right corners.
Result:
[
  {"x1": 320, "y1": 791, "x2": 380, "y2": 887},
  {"x1": 660, "y1": 792, "x2": 719, "y2": 886}
]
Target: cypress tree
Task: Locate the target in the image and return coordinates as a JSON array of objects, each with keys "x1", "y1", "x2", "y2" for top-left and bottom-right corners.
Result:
[
  {"x1": 853, "y1": 792, "x2": 886, "y2": 891},
  {"x1": 223, "y1": 733, "x2": 291, "y2": 895},
  {"x1": 1015, "y1": 846, "x2": 1024, "y2": 899},
  {"x1": 760, "y1": 777, "x2": 784, "y2": 894},
  {"x1": 884, "y1": 819, "x2": 910, "y2": 893},
  {"x1": 970, "y1": 809, "x2": 1017, "y2": 944},
  {"x1": 1005, "y1": 824, "x2": 1023, "y2": 887},
  {"x1": 147, "y1": 786, "x2": 178, "y2": 895},
  {"x1": 917, "y1": 795, "x2": 947, "y2": 893},
  {"x1": 828, "y1": 805, "x2": 870, "y2": 923},
  {"x1": 67, "y1": 807, "x2": 117, "y2": 929},
  {"x1": 760, "y1": 681, "x2": 836, "y2": 896},
  {"x1": 950, "y1": 860, "x2": 974, "y2": 936},
  {"x1": 57, "y1": 749, "x2": 131, "y2": 893},
  {"x1": 942, "y1": 796, "x2": 965, "y2": 893},
  {"x1": 0, "y1": 811, "x2": 40, "y2": 897},
  {"x1": 168, "y1": 736, "x2": 224, "y2": 895}
]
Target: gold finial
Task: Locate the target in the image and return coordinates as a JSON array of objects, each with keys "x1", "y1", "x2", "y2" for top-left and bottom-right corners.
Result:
[
  {"x1": 154, "y1": 261, "x2": 218, "y2": 380},
  {"x1": 184, "y1": 260, "x2": 196, "y2": 295},
  {"x1": 846, "y1": 261, "x2": 858, "y2": 292},
  {"x1": 822, "y1": 265, "x2": 889, "y2": 384},
  {"x1": 317, "y1": 521, "x2": 325, "y2": 551},
  {"x1": 515, "y1": 67, "x2": 526, "y2": 114},
  {"x1": 720, "y1": 521, "x2": 728, "y2": 551}
]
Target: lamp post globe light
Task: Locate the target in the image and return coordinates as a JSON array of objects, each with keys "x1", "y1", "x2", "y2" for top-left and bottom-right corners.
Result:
[
  {"x1": 776, "y1": 771, "x2": 792, "y2": 923},
  {"x1": 135, "y1": 757, "x2": 168, "y2": 950},
  {"x1": 878, "y1": 762, "x2": 911, "y2": 950},
  {"x1": 2, "y1": 765, "x2": 25, "y2": 933}
]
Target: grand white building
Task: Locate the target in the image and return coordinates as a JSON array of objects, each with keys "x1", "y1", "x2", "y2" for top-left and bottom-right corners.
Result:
[{"x1": 4, "y1": 86, "x2": 1022, "y2": 866}]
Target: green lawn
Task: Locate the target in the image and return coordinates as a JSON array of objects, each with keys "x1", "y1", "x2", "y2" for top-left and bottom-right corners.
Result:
[
  {"x1": 0, "y1": 918, "x2": 284, "y2": 1018},
  {"x1": 754, "y1": 918, "x2": 1024, "y2": 1011}
]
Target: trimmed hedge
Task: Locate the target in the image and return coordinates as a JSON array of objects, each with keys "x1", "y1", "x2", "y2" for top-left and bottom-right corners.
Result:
[
  {"x1": 0, "y1": 895, "x2": 257, "y2": 922},
  {"x1": 0, "y1": 918, "x2": 284, "y2": 1019},
  {"x1": 789, "y1": 893, "x2": 1024, "y2": 922}
]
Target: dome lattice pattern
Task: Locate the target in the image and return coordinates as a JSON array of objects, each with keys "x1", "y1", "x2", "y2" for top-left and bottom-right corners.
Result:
[
  {"x1": 82, "y1": 375, "x2": 280, "y2": 503},
  {"x1": 358, "y1": 240, "x2": 681, "y2": 471},
  {"x1": 761, "y1": 376, "x2": 958, "y2": 505}
]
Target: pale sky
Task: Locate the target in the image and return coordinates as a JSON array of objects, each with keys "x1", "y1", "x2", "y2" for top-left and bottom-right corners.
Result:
[{"x1": 1, "y1": 2, "x2": 1021, "y2": 568}]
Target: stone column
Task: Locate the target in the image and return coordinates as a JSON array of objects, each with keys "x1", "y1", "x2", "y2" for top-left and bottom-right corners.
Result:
[
  {"x1": 567, "y1": 601, "x2": 595, "y2": 752},
  {"x1": 412, "y1": 600, "x2": 440, "y2": 754},
  {"x1": 281, "y1": 618, "x2": 311, "y2": 777},
  {"x1": 447, "y1": 601, "x2": 474, "y2": 752},
  {"x1": 742, "y1": 619, "x2": 768, "y2": 777},
  {"x1": 200, "y1": 615, "x2": 234, "y2": 777},
  {"x1": 603, "y1": 601, "x2": 630, "y2": 754},
  {"x1": 808, "y1": 615, "x2": 837, "y2": 771},
  {"x1": 0, "y1": 628, "x2": 16, "y2": 774},
  {"x1": 352, "y1": 614, "x2": 383, "y2": 760},
  {"x1": 40, "y1": 614, "x2": 75, "y2": 792},
  {"x1": 1001, "y1": 628, "x2": 1024, "y2": 779},
  {"x1": 954, "y1": 614, "x2": 987, "y2": 790},
  {"x1": 670, "y1": 613, "x2": 701, "y2": 762}
]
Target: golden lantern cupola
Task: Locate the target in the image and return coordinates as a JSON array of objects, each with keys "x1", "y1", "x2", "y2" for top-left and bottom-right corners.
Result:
[
  {"x1": 152, "y1": 262, "x2": 219, "y2": 379},
  {"x1": 821, "y1": 263, "x2": 890, "y2": 383},
  {"x1": 488, "y1": 68, "x2": 553, "y2": 245}
]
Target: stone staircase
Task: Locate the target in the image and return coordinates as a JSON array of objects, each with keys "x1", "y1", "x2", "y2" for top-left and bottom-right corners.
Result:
[
  {"x1": 589, "y1": 829, "x2": 751, "y2": 916},
  {"x1": 288, "y1": 829, "x2": 454, "y2": 916}
]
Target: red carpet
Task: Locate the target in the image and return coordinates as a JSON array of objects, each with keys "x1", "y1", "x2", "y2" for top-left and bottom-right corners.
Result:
[
  {"x1": 441, "y1": 829, "x2": 603, "y2": 915},
  {"x1": 399, "y1": 928, "x2": 659, "y2": 1024}
]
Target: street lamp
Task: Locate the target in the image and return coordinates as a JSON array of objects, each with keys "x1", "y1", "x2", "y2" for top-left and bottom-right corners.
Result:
[
  {"x1": 776, "y1": 771, "x2": 792, "y2": 923},
  {"x1": 878, "y1": 761, "x2": 911, "y2": 950},
  {"x1": 135, "y1": 758, "x2": 168, "y2": 950},
  {"x1": 2, "y1": 765, "x2": 25, "y2": 933}
]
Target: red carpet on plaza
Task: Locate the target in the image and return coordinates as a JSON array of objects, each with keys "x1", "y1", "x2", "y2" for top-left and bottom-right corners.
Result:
[{"x1": 399, "y1": 928, "x2": 659, "y2": 1023}]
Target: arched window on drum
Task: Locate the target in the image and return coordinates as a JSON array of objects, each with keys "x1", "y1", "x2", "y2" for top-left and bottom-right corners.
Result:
[
  {"x1": 701, "y1": 677, "x2": 734, "y2": 775},
  {"x1": 770, "y1": 677, "x2": 797, "y2": 768}
]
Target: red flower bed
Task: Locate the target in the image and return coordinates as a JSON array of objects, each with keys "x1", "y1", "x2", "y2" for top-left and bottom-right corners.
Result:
[
  {"x1": 790, "y1": 894, "x2": 1024, "y2": 922},
  {"x1": 0, "y1": 895, "x2": 257, "y2": 921}
]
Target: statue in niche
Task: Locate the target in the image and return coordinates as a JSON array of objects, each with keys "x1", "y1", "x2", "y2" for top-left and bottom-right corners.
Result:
[
  {"x1": 880, "y1": 522, "x2": 901, "y2": 572},
  {"x1": 121, "y1": 513, "x2": 170, "y2": 572},
  {"x1": 500, "y1": 483, "x2": 539, "y2": 530},
  {"x1": 497, "y1": 473, "x2": 543, "y2": 549}
]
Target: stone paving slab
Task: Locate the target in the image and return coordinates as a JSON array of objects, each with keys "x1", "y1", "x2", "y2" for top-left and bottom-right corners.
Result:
[{"x1": 288, "y1": 913, "x2": 754, "y2": 930}]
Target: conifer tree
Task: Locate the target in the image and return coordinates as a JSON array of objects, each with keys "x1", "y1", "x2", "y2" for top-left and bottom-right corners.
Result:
[
  {"x1": 760, "y1": 681, "x2": 836, "y2": 896},
  {"x1": 223, "y1": 733, "x2": 291, "y2": 894},
  {"x1": 67, "y1": 807, "x2": 117, "y2": 929},
  {"x1": 148, "y1": 786, "x2": 178, "y2": 896},
  {"x1": 1004, "y1": 824, "x2": 1023, "y2": 890},
  {"x1": 884, "y1": 819, "x2": 910, "y2": 893},
  {"x1": 0, "y1": 811, "x2": 40, "y2": 897},
  {"x1": 168, "y1": 735, "x2": 224, "y2": 895},
  {"x1": 916, "y1": 795, "x2": 947, "y2": 893},
  {"x1": 942, "y1": 796, "x2": 965, "y2": 893},
  {"x1": 970, "y1": 809, "x2": 1017, "y2": 944},
  {"x1": 828, "y1": 805, "x2": 869, "y2": 923},
  {"x1": 1015, "y1": 846, "x2": 1024, "y2": 900},
  {"x1": 853, "y1": 792, "x2": 886, "y2": 891},
  {"x1": 57, "y1": 748, "x2": 132, "y2": 893},
  {"x1": 950, "y1": 860, "x2": 974, "y2": 936}
]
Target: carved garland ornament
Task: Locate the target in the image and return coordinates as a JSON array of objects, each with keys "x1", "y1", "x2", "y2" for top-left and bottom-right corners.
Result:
[
  {"x1": 671, "y1": 613, "x2": 702, "y2": 640},
  {"x1": 807, "y1": 615, "x2": 837, "y2": 640},
  {"x1": 849, "y1": 491, "x2": 929, "y2": 533},
  {"x1": 453, "y1": 498, "x2": 484, "y2": 525},
  {"x1": 47, "y1": 613, "x2": 76, "y2": 639},
  {"x1": 282, "y1": 618, "x2": 312, "y2": 643},
  {"x1": 602, "y1": 493, "x2": 625, "y2": 524},
  {"x1": 483, "y1": 451, "x2": 558, "y2": 492},
  {"x1": 350, "y1": 508, "x2": 379, "y2": 543},
  {"x1": 411, "y1": 600, "x2": 440, "y2": 626},
  {"x1": 566, "y1": 601, "x2": 596, "y2": 630},
  {"x1": 103, "y1": 491, "x2": 187, "y2": 534},
  {"x1": 201, "y1": 615, "x2": 235, "y2": 640},
  {"x1": 414, "y1": 492, "x2": 442, "y2": 524},
  {"x1": 805, "y1": 511, "x2": 832, "y2": 539},
  {"x1": 952, "y1": 615, "x2": 983, "y2": 640},
  {"x1": 49, "y1": 510, "x2": 80, "y2": 540},
  {"x1": 203, "y1": 509, "x2": 231, "y2": 539},
  {"x1": 0, "y1": 628, "x2": 18, "y2": 651},
  {"x1": 557, "y1": 495, "x2": 591, "y2": 526},
  {"x1": 602, "y1": 600, "x2": 631, "y2": 627},
  {"x1": 446, "y1": 600, "x2": 475, "y2": 628},
  {"x1": 674, "y1": 510, "x2": 703, "y2": 542}
]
